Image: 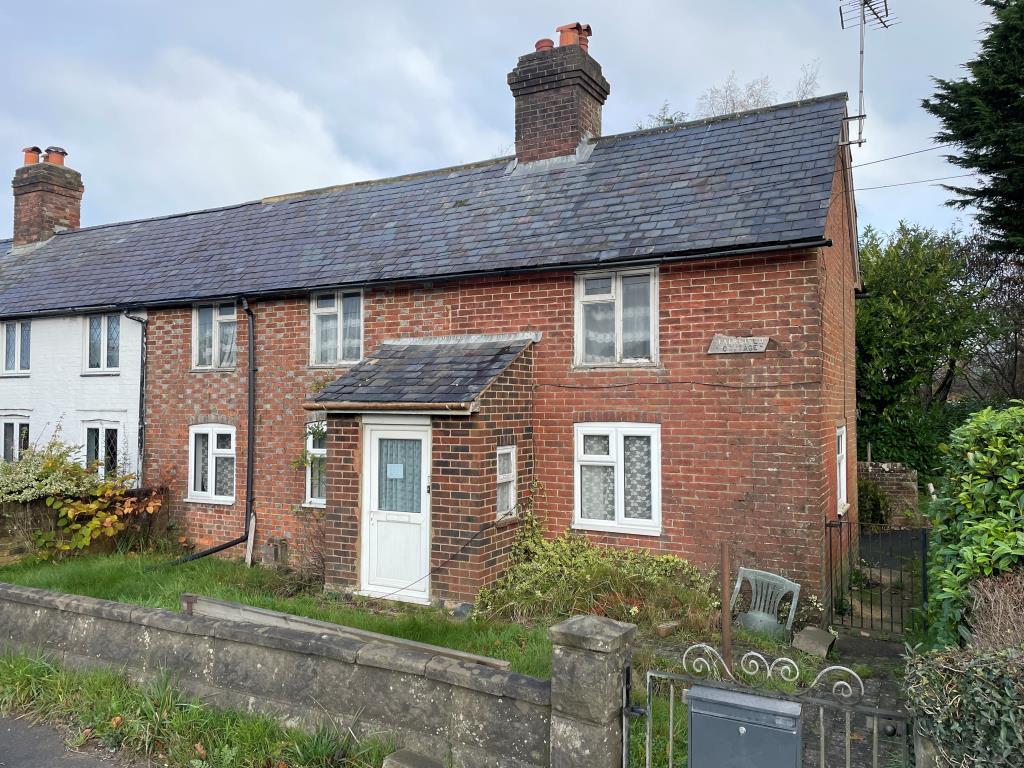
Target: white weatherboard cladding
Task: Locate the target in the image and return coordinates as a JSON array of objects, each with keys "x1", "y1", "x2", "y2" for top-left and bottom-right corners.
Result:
[{"x1": 0, "y1": 313, "x2": 144, "y2": 478}]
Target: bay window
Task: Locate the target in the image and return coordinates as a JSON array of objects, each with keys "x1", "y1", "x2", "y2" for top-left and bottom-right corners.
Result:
[
  {"x1": 574, "y1": 423, "x2": 661, "y2": 535},
  {"x1": 575, "y1": 269, "x2": 657, "y2": 366},
  {"x1": 310, "y1": 291, "x2": 362, "y2": 365},
  {"x1": 188, "y1": 424, "x2": 236, "y2": 503}
]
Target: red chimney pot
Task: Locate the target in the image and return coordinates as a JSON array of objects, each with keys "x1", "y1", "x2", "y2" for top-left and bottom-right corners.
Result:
[
  {"x1": 556, "y1": 22, "x2": 582, "y2": 47},
  {"x1": 43, "y1": 146, "x2": 67, "y2": 166},
  {"x1": 21, "y1": 146, "x2": 41, "y2": 165},
  {"x1": 535, "y1": 38, "x2": 554, "y2": 51}
]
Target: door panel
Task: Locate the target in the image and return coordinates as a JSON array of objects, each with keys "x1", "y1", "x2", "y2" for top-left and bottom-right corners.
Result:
[{"x1": 362, "y1": 425, "x2": 430, "y2": 601}]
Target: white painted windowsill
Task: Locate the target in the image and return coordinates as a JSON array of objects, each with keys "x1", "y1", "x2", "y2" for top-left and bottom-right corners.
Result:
[
  {"x1": 184, "y1": 496, "x2": 236, "y2": 506},
  {"x1": 572, "y1": 521, "x2": 662, "y2": 538}
]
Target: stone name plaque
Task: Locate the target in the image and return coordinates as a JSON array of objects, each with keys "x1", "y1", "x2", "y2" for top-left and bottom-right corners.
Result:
[{"x1": 707, "y1": 334, "x2": 771, "y2": 354}]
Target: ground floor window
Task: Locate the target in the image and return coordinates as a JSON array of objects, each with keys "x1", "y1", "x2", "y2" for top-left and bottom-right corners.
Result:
[
  {"x1": 84, "y1": 420, "x2": 120, "y2": 476},
  {"x1": 574, "y1": 422, "x2": 661, "y2": 535},
  {"x1": 496, "y1": 445, "x2": 517, "y2": 518},
  {"x1": 305, "y1": 421, "x2": 327, "y2": 506},
  {"x1": 2, "y1": 420, "x2": 29, "y2": 462},
  {"x1": 188, "y1": 424, "x2": 236, "y2": 503}
]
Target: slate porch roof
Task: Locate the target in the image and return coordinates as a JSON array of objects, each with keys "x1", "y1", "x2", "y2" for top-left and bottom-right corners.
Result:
[
  {"x1": 307, "y1": 334, "x2": 536, "y2": 412},
  {"x1": 0, "y1": 94, "x2": 848, "y2": 318}
]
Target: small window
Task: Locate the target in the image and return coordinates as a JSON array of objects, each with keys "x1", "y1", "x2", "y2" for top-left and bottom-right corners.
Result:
[
  {"x1": 2, "y1": 420, "x2": 30, "y2": 462},
  {"x1": 192, "y1": 303, "x2": 237, "y2": 369},
  {"x1": 836, "y1": 425, "x2": 848, "y2": 515},
  {"x1": 188, "y1": 424, "x2": 236, "y2": 503},
  {"x1": 83, "y1": 421, "x2": 120, "y2": 476},
  {"x1": 575, "y1": 270, "x2": 657, "y2": 366},
  {"x1": 496, "y1": 445, "x2": 517, "y2": 518},
  {"x1": 310, "y1": 291, "x2": 362, "y2": 365},
  {"x1": 574, "y1": 423, "x2": 661, "y2": 535},
  {"x1": 3, "y1": 320, "x2": 31, "y2": 374},
  {"x1": 305, "y1": 421, "x2": 327, "y2": 506},
  {"x1": 85, "y1": 314, "x2": 121, "y2": 372}
]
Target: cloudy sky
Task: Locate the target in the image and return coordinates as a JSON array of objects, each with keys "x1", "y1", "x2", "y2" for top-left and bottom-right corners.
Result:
[{"x1": 0, "y1": 0, "x2": 993, "y2": 240}]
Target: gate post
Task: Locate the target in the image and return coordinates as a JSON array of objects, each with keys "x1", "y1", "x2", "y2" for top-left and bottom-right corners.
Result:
[{"x1": 548, "y1": 615, "x2": 636, "y2": 768}]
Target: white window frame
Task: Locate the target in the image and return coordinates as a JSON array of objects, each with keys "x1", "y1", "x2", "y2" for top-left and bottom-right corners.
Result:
[
  {"x1": 836, "y1": 425, "x2": 849, "y2": 516},
  {"x1": 573, "y1": 422, "x2": 661, "y2": 536},
  {"x1": 304, "y1": 421, "x2": 327, "y2": 507},
  {"x1": 1, "y1": 419, "x2": 30, "y2": 462},
  {"x1": 82, "y1": 419, "x2": 122, "y2": 477},
  {"x1": 574, "y1": 268, "x2": 659, "y2": 367},
  {"x1": 83, "y1": 313, "x2": 121, "y2": 374},
  {"x1": 2, "y1": 320, "x2": 31, "y2": 375},
  {"x1": 496, "y1": 445, "x2": 517, "y2": 519},
  {"x1": 191, "y1": 303, "x2": 237, "y2": 370},
  {"x1": 187, "y1": 424, "x2": 236, "y2": 504},
  {"x1": 309, "y1": 290, "x2": 363, "y2": 366}
]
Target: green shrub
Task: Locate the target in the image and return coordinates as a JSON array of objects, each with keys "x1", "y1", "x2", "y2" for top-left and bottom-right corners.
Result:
[
  {"x1": 926, "y1": 403, "x2": 1024, "y2": 645},
  {"x1": 905, "y1": 645, "x2": 1024, "y2": 767},
  {"x1": 858, "y1": 477, "x2": 891, "y2": 524},
  {"x1": 475, "y1": 511, "x2": 715, "y2": 631},
  {"x1": 0, "y1": 433, "x2": 99, "y2": 505}
]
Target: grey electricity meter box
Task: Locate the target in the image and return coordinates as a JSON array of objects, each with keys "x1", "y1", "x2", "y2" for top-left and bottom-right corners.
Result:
[{"x1": 688, "y1": 684, "x2": 802, "y2": 768}]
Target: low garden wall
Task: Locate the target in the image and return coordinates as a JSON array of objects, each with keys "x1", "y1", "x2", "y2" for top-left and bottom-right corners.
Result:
[{"x1": 0, "y1": 582, "x2": 634, "y2": 768}]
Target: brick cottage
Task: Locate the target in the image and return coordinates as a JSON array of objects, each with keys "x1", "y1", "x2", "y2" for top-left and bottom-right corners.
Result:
[{"x1": 0, "y1": 23, "x2": 859, "y2": 605}]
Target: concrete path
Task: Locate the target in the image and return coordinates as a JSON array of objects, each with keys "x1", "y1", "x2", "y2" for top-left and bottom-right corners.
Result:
[{"x1": 0, "y1": 718, "x2": 125, "y2": 767}]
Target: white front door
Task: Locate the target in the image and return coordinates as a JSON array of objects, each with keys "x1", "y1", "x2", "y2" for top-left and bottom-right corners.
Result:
[{"x1": 361, "y1": 422, "x2": 431, "y2": 603}]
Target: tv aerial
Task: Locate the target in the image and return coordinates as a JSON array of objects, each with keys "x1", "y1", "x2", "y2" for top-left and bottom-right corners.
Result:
[{"x1": 838, "y1": 0, "x2": 898, "y2": 146}]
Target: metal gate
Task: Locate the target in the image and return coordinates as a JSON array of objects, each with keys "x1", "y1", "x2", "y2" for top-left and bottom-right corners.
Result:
[
  {"x1": 624, "y1": 644, "x2": 913, "y2": 768},
  {"x1": 826, "y1": 519, "x2": 928, "y2": 636}
]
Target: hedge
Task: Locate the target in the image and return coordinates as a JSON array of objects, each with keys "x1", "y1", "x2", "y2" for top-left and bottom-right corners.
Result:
[{"x1": 905, "y1": 645, "x2": 1024, "y2": 767}]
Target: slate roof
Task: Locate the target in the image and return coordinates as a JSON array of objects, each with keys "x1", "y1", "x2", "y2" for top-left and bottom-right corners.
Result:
[
  {"x1": 0, "y1": 94, "x2": 847, "y2": 318},
  {"x1": 310, "y1": 335, "x2": 534, "y2": 409}
]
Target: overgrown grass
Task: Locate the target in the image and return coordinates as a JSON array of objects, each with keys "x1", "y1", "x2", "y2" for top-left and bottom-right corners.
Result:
[
  {"x1": 0, "y1": 652, "x2": 394, "y2": 767},
  {"x1": 0, "y1": 553, "x2": 553, "y2": 677}
]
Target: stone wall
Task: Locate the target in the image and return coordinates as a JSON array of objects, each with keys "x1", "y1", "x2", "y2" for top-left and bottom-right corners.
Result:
[
  {"x1": 0, "y1": 583, "x2": 634, "y2": 768},
  {"x1": 858, "y1": 461, "x2": 920, "y2": 526}
]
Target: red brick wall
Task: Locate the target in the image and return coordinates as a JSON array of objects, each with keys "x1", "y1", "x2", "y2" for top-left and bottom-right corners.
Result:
[{"x1": 144, "y1": 236, "x2": 855, "y2": 601}]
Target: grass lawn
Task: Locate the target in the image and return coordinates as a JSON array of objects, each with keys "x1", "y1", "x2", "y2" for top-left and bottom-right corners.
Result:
[
  {"x1": 0, "y1": 652, "x2": 394, "y2": 767},
  {"x1": 0, "y1": 553, "x2": 553, "y2": 678}
]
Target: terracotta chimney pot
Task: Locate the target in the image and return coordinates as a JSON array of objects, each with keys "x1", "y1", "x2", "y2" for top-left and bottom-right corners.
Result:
[
  {"x1": 21, "y1": 146, "x2": 41, "y2": 165},
  {"x1": 556, "y1": 22, "x2": 583, "y2": 47},
  {"x1": 43, "y1": 146, "x2": 68, "y2": 166},
  {"x1": 535, "y1": 38, "x2": 554, "y2": 51}
]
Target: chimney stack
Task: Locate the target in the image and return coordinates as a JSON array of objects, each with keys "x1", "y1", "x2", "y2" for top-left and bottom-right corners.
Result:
[
  {"x1": 507, "y1": 22, "x2": 609, "y2": 164},
  {"x1": 12, "y1": 145, "x2": 83, "y2": 247}
]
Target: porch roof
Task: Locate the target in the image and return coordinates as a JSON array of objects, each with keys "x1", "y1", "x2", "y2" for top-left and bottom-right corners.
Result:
[{"x1": 306, "y1": 333, "x2": 535, "y2": 413}]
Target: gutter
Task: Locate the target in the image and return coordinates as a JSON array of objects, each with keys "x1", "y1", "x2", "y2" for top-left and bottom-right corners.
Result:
[
  {"x1": 304, "y1": 400, "x2": 475, "y2": 414},
  {"x1": 169, "y1": 298, "x2": 258, "y2": 566},
  {"x1": 0, "y1": 237, "x2": 832, "y2": 320},
  {"x1": 122, "y1": 311, "x2": 148, "y2": 483}
]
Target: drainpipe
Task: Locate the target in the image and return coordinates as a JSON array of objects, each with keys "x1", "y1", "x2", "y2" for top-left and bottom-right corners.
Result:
[
  {"x1": 123, "y1": 311, "x2": 147, "y2": 484},
  {"x1": 169, "y1": 298, "x2": 257, "y2": 566}
]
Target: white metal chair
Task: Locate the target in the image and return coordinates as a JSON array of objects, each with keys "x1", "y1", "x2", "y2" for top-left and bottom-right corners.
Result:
[{"x1": 729, "y1": 567, "x2": 801, "y2": 639}]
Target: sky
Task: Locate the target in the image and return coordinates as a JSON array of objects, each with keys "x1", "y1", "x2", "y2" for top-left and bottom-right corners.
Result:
[{"x1": 0, "y1": 0, "x2": 994, "y2": 241}]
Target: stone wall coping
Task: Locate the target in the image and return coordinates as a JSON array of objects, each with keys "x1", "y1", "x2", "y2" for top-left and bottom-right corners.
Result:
[
  {"x1": 548, "y1": 615, "x2": 636, "y2": 654},
  {"x1": 0, "y1": 582, "x2": 548, "y2": 705},
  {"x1": 425, "y1": 655, "x2": 551, "y2": 706}
]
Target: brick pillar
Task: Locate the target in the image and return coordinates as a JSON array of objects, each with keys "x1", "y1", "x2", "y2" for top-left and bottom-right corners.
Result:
[{"x1": 548, "y1": 614, "x2": 636, "y2": 768}]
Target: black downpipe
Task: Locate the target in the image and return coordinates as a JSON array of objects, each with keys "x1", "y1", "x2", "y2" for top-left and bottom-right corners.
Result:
[{"x1": 169, "y1": 298, "x2": 257, "y2": 566}]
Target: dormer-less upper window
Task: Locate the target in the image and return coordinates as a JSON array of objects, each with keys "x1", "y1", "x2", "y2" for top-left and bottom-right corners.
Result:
[
  {"x1": 310, "y1": 291, "x2": 362, "y2": 365},
  {"x1": 574, "y1": 269, "x2": 658, "y2": 367},
  {"x1": 85, "y1": 314, "x2": 120, "y2": 373},
  {"x1": 193, "y1": 303, "x2": 237, "y2": 370},
  {"x1": 3, "y1": 321, "x2": 30, "y2": 374}
]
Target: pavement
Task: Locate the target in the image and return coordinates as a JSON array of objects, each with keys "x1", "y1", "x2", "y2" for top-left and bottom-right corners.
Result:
[{"x1": 0, "y1": 718, "x2": 126, "y2": 767}]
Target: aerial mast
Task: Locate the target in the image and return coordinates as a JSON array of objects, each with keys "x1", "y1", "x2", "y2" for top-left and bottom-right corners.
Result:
[{"x1": 838, "y1": 0, "x2": 897, "y2": 146}]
